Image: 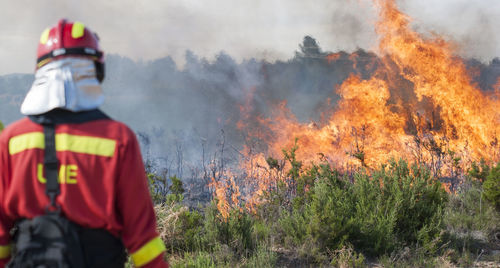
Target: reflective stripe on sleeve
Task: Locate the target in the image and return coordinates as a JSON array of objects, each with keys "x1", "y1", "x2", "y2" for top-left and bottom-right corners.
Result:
[
  {"x1": 9, "y1": 132, "x2": 116, "y2": 157},
  {"x1": 131, "y1": 236, "x2": 166, "y2": 267},
  {"x1": 0, "y1": 244, "x2": 11, "y2": 259}
]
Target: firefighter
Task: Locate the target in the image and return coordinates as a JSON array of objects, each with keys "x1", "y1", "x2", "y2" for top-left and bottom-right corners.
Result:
[{"x1": 0, "y1": 19, "x2": 168, "y2": 267}]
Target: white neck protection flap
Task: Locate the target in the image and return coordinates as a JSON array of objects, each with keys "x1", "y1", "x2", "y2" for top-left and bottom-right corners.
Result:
[{"x1": 20, "y1": 58, "x2": 105, "y2": 115}]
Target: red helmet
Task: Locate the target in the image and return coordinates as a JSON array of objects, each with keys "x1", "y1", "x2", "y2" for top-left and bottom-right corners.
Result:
[{"x1": 36, "y1": 19, "x2": 105, "y2": 82}]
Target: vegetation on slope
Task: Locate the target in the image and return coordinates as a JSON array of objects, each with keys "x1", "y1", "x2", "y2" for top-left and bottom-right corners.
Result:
[{"x1": 143, "y1": 147, "x2": 499, "y2": 267}]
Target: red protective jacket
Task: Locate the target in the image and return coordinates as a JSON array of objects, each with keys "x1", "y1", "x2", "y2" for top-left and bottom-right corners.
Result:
[{"x1": 0, "y1": 110, "x2": 168, "y2": 267}]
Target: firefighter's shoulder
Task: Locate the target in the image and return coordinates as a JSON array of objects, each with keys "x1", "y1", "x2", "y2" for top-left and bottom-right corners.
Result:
[
  {"x1": 0, "y1": 117, "x2": 41, "y2": 141},
  {"x1": 79, "y1": 117, "x2": 137, "y2": 143}
]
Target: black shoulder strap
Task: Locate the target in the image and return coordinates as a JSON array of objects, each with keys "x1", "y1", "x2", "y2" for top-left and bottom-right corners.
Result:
[{"x1": 43, "y1": 124, "x2": 60, "y2": 213}]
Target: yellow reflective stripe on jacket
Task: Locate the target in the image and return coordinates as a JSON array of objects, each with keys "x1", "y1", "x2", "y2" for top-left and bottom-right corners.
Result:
[
  {"x1": 55, "y1": 134, "x2": 116, "y2": 157},
  {"x1": 0, "y1": 244, "x2": 11, "y2": 259},
  {"x1": 9, "y1": 132, "x2": 44, "y2": 154},
  {"x1": 131, "y1": 237, "x2": 166, "y2": 267},
  {"x1": 9, "y1": 132, "x2": 116, "y2": 157}
]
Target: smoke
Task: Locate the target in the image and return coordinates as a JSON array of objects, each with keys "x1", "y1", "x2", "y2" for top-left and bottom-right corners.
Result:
[
  {"x1": 98, "y1": 38, "x2": 499, "y2": 178},
  {"x1": 0, "y1": 0, "x2": 499, "y2": 75},
  {"x1": 398, "y1": 0, "x2": 500, "y2": 61},
  {"x1": 1, "y1": 0, "x2": 499, "y2": 180}
]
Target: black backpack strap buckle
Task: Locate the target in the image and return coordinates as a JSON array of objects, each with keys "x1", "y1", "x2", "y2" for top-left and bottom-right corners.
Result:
[{"x1": 44, "y1": 194, "x2": 61, "y2": 214}]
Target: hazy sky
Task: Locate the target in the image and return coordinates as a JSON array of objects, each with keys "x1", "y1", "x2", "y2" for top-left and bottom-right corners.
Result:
[{"x1": 0, "y1": 0, "x2": 499, "y2": 75}]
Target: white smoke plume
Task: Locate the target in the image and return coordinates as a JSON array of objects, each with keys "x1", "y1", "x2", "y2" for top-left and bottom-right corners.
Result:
[{"x1": 0, "y1": 0, "x2": 498, "y2": 75}]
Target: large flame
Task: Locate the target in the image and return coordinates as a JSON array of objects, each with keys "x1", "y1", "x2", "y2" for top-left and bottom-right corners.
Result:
[
  {"x1": 243, "y1": 0, "x2": 499, "y2": 172},
  {"x1": 212, "y1": 0, "x2": 500, "y2": 218}
]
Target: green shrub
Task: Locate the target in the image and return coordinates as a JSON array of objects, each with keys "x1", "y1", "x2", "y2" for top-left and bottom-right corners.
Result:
[
  {"x1": 156, "y1": 204, "x2": 204, "y2": 253},
  {"x1": 443, "y1": 177, "x2": 500, "y2": 262},
  {"x1": 292, "y1": 163, "x2": 342, "y2": 210},
  {"x1": 468, "y1": 159, "x2": 491, "y2": 181},
  {"x1": 483, "y1": 162, "x2": 500, "y2": 211},
  {"x1": 148, "y1": 174, "x2": 186, "y2": 204},
  {"x1": 348, "y1": 170, "x2": 398, "y2": 255},
  {"x1": 202, "y1": 202, "x2": 255, "y2": 257},
  {"x1": 169, "y1": 175, "x2": 185, "y2": 195},
  {"x1": 305, "y1": 173, "x2": 356, "y2": 254},
  {"x1": 147, "y1": 172, "x2": 168, "y2": 204},
  {"x1": 445, "y1": 181, "x2": 498, "y2": 232},
  {"x1": 251, "y1": 220, "x2": 271, "y2": 245},
  {"x1": 276, "y1": 209, "x2": 309, "y2": 249},
  {"x1": 267, "y1": 158, "x2": 447, "y2": 260},
  {"x1": 244, "y1": 244, "x2": 277, "y2": 268},
  {"x1": 375, "y1": 160, "x2": 448, "y2": 253}
]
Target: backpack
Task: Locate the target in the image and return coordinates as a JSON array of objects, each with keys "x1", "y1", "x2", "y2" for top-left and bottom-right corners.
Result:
[
  {"x1": 7, "y1": 123, "x2": 126, "y2": 268},
  {"x1": 7, "y1": 213, "x2": 86, "y2": 268}
]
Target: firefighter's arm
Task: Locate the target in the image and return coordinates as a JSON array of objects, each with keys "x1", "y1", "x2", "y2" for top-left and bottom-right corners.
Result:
[
  {"x1": 0, "y1": 135, "x2": 13, "y2": 267},
  {"x1": 116, "y1": 129, "x2": 168, "y2": 268}
]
